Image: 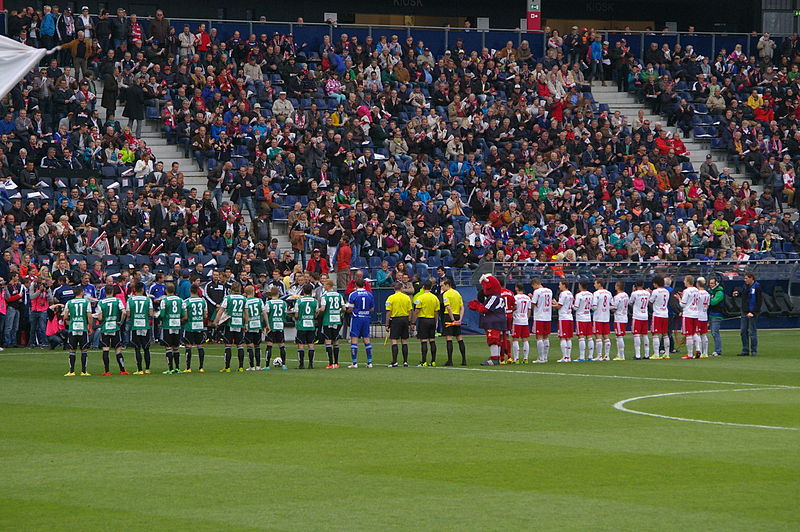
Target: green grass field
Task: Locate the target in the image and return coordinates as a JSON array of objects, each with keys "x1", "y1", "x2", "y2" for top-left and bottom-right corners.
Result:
[{"x1": 1, "y1": 330, "x2": 799, "y2": 531}]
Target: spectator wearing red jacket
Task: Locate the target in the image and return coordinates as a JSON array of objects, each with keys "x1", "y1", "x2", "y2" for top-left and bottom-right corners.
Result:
[
  {"x1": 336, "y1": 237, "x2": 352, "y2": 290},
  {"x1": 305, "y1": 248, "x2": 330, "y2": 275}
]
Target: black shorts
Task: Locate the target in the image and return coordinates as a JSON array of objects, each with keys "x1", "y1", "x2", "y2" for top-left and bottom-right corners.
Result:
[
  {"x1": 131, "y1": 330, "x2": 151, "y2": 347},
  {"x1": 266, "y1": 330, "x2": 285, "y2": 344},
  {"x1": 444, "y1": 314, "x2": 462, "y2": 337},
  {"x1": 67, "y1": 332, "x2": 89, "y2": 350},
  {"x1": 184, "y1": 330, "x2": 205, "y2": 346},
  {"x1": 162, "y1": 330, "x2": 181, "y2": 347},
  {"x1": 322, "y1": 325, "x2": 341, "y2": 342},
  {"x1": 417, "y1": 317, "x2": 437, "y2": 340},
  {"x1": 296, "y1": 329, "x2": 316, "y2": 345},
  {"x1": 223, "y1": 327, "x2": 243, "y2": 345},
  {"x1": 100, "y1": 331, "x2": 123, "y2": 349},
  {"x1": 245, "y1": 331, "x2": 263, "y2": 345},
  {"x1": 389, "y1": 316, "x2": 410, "y2": 340}
]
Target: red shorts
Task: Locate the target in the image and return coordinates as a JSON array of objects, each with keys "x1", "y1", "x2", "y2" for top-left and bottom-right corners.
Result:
[
  {"x1": 614, "y1": 322, "x2": 627, "y2": 336},
  {"x1": 558, "y1": 320, "x2": 574, "y2": 339},
  {"x1": 593, "y1": 321, "x2": 610, "y2": 336},
  {"x1": 512, "y1": 324, "x2": 530, "y2": 339},
  {"x1": 682, "y1": 316, "x2": 697, "y2": 336},
  {"x1": 576, "y1": 321, "x2": 593, "y2": 337},
  {"x1": 632, "y1": 319, "x2": 649, "y2": 335},
  {"x1": 695, "y1": 320, "x2": 709, "y2": 334},
  {"x1": 486, "y1": 329, "x2": 502, "y2": 346},
  {"x1": 651, "y1": 316, "x2": 668, "y2": 335},
  {"x1": 534, "y1": 320, "x2": 551, "y2": 336}
]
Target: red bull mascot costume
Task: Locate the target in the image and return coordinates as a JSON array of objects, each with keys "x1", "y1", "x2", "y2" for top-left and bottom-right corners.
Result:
[{"x1": 468, "y1": 274, "x2": 510, "y2": 365}]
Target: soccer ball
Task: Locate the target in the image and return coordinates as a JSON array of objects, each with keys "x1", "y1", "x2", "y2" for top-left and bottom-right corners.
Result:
[{"x1": 273, "y1": 357, "x2": 283, "y2": 367}]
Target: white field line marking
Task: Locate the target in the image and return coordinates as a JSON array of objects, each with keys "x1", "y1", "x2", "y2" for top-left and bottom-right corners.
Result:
[
  {"x1": 438, "y1": 366, "x2": 800, "y2": 389},
  {"x1": 613, "y1": 388, "x2": 800, "y2": 431}
]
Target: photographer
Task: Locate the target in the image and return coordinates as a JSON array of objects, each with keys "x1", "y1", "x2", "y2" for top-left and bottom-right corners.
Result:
[{"x1": 29, "y1": 277, "x2": 51, "y2": 348}]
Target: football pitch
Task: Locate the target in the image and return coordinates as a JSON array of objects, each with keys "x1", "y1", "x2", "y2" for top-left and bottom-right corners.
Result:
[{"x1": 1, "y1": 330, "x2": 798, "y2": 531}]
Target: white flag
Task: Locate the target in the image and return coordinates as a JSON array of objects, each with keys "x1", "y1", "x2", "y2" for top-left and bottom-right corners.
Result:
[{"x1": 0, "y1": 35, "x2": 50, "y2": 100}]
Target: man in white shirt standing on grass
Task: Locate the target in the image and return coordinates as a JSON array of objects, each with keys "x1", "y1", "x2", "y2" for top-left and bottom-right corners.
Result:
[
  {"x1": 573, "y1": 281, "x2": 594, "y2": 361},
  {"x1": 554, "y1": 280, "x2": 574, "y2": 362},
  {"x1": 680, "y1": 275, "x2": 700, "y2": 359},
  {"x1": 611, "y1": 281, "x2": 629, "y2": 360},
  {"x1": 629, "y1": 280, "x2": 651, "y2": 360},
  {"x1": 591, "y1": 279, "x2": 613, "y2": 361},
  {"x1": 531, "y1": 278, "x2": 553, "y2": 363}
]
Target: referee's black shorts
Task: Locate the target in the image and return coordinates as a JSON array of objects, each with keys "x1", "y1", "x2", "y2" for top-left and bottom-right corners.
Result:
[
  {"x1": 389, "y1": 316, "x2": 410, "y2": 340},
  {"x1": 417, "y1": 317, "x2": 437, "y2": 340},
  {"x1": 444, "y1": 314, "x2": 462, "y2": 337}
]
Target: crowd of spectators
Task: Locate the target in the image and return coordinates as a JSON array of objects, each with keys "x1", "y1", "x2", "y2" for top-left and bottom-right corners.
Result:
[{"x1": 0, "y1": 7, "x2": 798, "y2": 347}]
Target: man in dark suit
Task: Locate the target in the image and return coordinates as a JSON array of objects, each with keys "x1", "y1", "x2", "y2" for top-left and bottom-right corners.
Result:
[
  {"x1": 733, "y1": 272, "x2": 763, "y2": 357},
  {"x1": 150, "y1": 195, "x2": 171, "y2": 233}
]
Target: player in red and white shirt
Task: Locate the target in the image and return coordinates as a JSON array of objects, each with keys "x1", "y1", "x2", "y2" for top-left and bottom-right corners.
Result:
[
  {"x1": 530, "y1": 278, "x2": 553, "y2": 363},
  {"x1": 680, "y1": 275, "x2": 700, "y2": 359},
  {"x1": 554, "y1": 280, "x2": 574, "y2": 362},
  {"x1": 591, "y1": 279, "x2": 613, "y2": 361},
  {"x1": 694, "y1": 277, "x2": 712, "y2": 359},
  {"x1": 500, "y1": 280, "x2": 516, "y2": 364},
  {"x1": 611, "y1": 281, "x2": 629, "y2": 360},
  {"x1": 629, "y1": 280, "x2": 651, "y2": 360},
  {"x1": 649, "y1": 275, "x2": 671, "y2": 359},
  {"x1": 511, "y1": 284, "x2": 532, "y2": 363},
  {"x1": 572, "y1": 281, "x2": 594, "y2": 361}
]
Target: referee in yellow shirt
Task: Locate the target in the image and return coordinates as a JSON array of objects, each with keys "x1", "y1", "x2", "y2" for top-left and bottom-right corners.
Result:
[
  {"x1": 385, "y1": 282, "x2": 413, "y2": 367},
  {"x1": 442, "y1": 277, "x2": 467, "y2": 366},
  {"x1": 412, "y1": 280, "x2": 440, "y2": 366}
]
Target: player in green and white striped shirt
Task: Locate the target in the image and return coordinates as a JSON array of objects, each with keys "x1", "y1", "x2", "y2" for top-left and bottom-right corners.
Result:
[
  {"x1": 94, "y1": 284, "x2": 128, "y2": 375},
  {"x1": 213, "y1": 282, "x2": 247, "y2": 372},
  {"x1": 318, "y1": 278, "x2": 345, "y2": 368},
  {"x1": 127, "y1": 282, "x2": 154, "y2": 374},
  {"x1": 243, "y1": 285, "x2": 267, "y2": 370},
  {"x1": 63, "y1": 285, "x2": 92, "y2": 376},
  {"x1": 158, "y1": 283, "x2": 185, "y2": 374},
  {"x1": 182, "y1": 284, "x2": 208, "y2": 372}
]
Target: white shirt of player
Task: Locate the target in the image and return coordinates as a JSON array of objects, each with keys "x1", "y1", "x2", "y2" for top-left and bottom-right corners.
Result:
[
  {"x1": 513, "y1": 293, "x2": 532, "y2": 326},
  {"x1": 592, "y1": 288, "x2": 613, "y2": 323},
  {"x1": 573, "y1": 290, "x2": 593, "y2": 322},
  {"x1": 649, "y1": 287, "x2": 670, "y2": 318},
  {"x1": 629, "y1": 289, "x2": 651, "y2": 321},
  {"x1": 696, "y1": 289, "x2": 711, "y2": 321},
  {"x1": 557, "y1": 290, "x2": 574, "y2": 321},
  {"x1": 681, "y1": 286, "x2": 700, "y2": 318},
  {"x1": 531, "y1": 287, "x2": 553, "y2": 322},
  {"x1": 612, "y1": 291, "x2": 630, "y2": 324}
]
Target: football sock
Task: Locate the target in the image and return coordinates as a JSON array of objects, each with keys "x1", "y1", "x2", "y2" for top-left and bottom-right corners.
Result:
[
  {"x1": 662, "y1": 336, "x2": 670, "y2": 354},
  {"x1": 522, "y1": 340, "x2": 529, "y2": 360},
  {"x1": 512, "y1": 340, "x2": 519, "y2": 360},
  {"x1": 247, "y1": 348, "x2": 255, "y2": 368},
  {"x1": 279, "y1": 346, "x2": 287, "y2": 364},
  {"x1": 391, "y1": 344, "x2": 398, "y2": 364},
  {"x1": 543, "y1": 339, "x2": 550, "y2": 360},
  {"x1": 686, "y1": 336, "x2": 694, "y2": 357},
  {"x1": 197, "y1": 347, "x2": 205, "y2": 369},
  {"x1": 578, "y1": 338, "x2": 586, "y2": 358},
  {"x1": 595, "y1": 339, "x2": 602, "y2": 358},
  {"x1": 652, "y1": 336, "x2": 660, "y2": 356},
  {"x1": 185, "y1": 347, "x2": 193, "y2": 369},
  {"x1": 298, "y1": 349, "x2": 305, "y2": 365},
  {"x1": 327, "y1": 345, "x2": 334, "y2": 364},
  {"x1": 265, "y1": 345, "x2": 272, "y2": 365},
  {"x1": 116, "y1": 352, "x2": 125, "y2": 371},
  {"x1": 224, "y1": 347, "x2": 232, "y2": 368},
  {"x1": 365, "y1": 343, "x2": 373, "y2": 364},
  {"x1": 134, "y1": 347, "x2": 142, "y2": 371},
  {"x1": 693, "y1": 334, "x2": 701, "y2": 354},
  {"x1": 634, "y1": 335, "x2": 641, "y2": 357},
  {"x1": 68, "y1": 352, "x2": 76, "y2": 373},
  {"x1": 420, "y1": 342, "x2": 428, "y2": 363},
  {"x1": 401, "y1": 343, "x2": 408, "y2": 363},
  {"x1": 351, "y1": 343, "x2": 358, "y2": 364},
  {"x1": 173, "y1": 350, "x2": 180, "y2": 370},
  {"x1": 536, "y1": 339, "x2": 544, "y2": 360},
  {"x1": 604, "y1": 339, "x2": 611, "y2": 358},
  {"x1": 166, "y1": 350, "x2": 174, "y2": 370},
  {"x1": 616, "y1": 337, "x2": 625, "y2": 357},
  {"x1": 427, "y1": 342, "x2": 433, "y2": 363},
  {"x1": 446, "y1": 340, "x2": 454, "y2": 363},
  {"x1": 458, "y1": 340, "x2": 466, "y2": 364},
  {"x1": 701, "y1": 335, "x2": 709, "y2": 356},
  {"x1": 333, "y1": 345, "x2": 340, "y2": 364},
  {"x1": 102, "y1": 350, "x2": 110, "y2": 372},
  {"x1": 143, "y1": 346, "x2": 151, "y2": 369},
  {"x1": 237, "y1": 347, "x2": 244, "y2": 368},
  {"x1": 560, "y1": 339, "x2": 569, "y2": 358},
  {"x1": 308, "y1": 349, "x2": 314, "y2": 366},
  {"x1": 255, "y1": 347, "x2": 261, "y2": 367},
  {"x1": 643, "y1": 337, "x2": 650, "y2": 358},
  {"x1": 587, "y1": 338, "x2": 594, "y2": 359},
  {"x1": 489, "y1": 344, "x2": 500, "y2": 360},
  {"x1": 80, "y1": 352, "x2": 88, "y2": 373}
]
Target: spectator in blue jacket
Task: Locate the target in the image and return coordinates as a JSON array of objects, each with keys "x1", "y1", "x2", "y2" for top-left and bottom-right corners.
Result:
[{"x1": 733, "y1": 271, "x2": 763, "y2": 356}]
